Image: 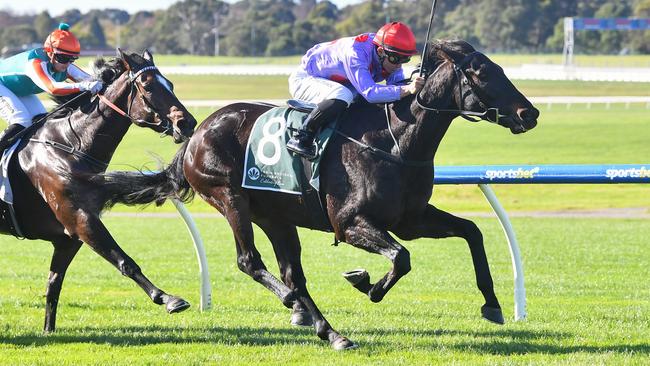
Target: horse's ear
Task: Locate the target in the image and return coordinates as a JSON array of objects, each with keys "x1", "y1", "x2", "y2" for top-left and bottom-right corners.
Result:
[
  {"x1": 116, "y1": 47, "x2": 131, "y2": 71},
  {"x1": 142, "y1": 49, "x2": 154, "y2": 63}
]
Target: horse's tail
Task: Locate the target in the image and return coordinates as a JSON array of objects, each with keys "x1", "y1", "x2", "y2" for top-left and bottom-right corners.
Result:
[{"x1": 94, "y1": 141, "x2": 194, "y2": 209}]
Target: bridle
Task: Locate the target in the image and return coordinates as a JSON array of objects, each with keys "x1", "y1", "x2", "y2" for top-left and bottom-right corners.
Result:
[
  {"x1": 97, "y1": 65, "x2": 174, "y2": 136},
  {"x1": 415, "y1": 50, "x2": 507, "y2": 125},
  {"x1": 337, "y1": 49, "x2": 509, "y2": 167},
  {"x1": 26, "y1": 63, "x2": 180, "y2": 171}
]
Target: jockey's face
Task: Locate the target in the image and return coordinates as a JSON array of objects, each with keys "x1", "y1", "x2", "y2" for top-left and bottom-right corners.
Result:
[
  {"x1": 49, "y1": 52, "x2": 76, "y2": 72},
  {"x1": 378, "y1": 47, "x2": 403, "y2": 74}
]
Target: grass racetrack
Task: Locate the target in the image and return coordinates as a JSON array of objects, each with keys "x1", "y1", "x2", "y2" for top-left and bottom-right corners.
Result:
[
  {"x1": 1, "y1": 67, "x2": 649, "y2": 363},
  {"x1": 0, "y1": 217, "x2": 648, "y2": 364}
]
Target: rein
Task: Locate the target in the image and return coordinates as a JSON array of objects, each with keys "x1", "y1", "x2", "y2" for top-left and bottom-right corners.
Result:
[
  {"x1": 336, "y1": 50, "x2": 506, "y2": 168},
  {"x1": 28, "y1": 137, "x2": 109, "y2": 169},
  {"x1": 333, "y1": 126, "x2": 432, "y2": 168}
]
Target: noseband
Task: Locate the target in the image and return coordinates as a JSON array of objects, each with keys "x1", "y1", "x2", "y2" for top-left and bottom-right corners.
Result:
[
  {"x1": 97, "y1": 65, "x2": 174, "y2": 136},
  {"x1": 416, "y1": 51, "x2": 507, "y2": 124}
]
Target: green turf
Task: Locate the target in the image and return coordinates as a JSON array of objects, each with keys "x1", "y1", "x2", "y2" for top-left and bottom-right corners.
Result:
[{"x1": 0, "y1": 216, "x2": 648, "y2": 363}]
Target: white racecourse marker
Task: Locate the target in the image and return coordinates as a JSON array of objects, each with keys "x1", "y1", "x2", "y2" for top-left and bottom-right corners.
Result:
[
  {"x1": 171, "y1": 199, "x2": 212, "y2": 311},
  {"x1": 435, "y1": 164, "x2": 650, "y2": 321}
]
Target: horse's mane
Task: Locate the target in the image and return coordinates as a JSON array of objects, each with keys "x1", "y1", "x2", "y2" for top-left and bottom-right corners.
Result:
[
  {"x1": 48, "y1": 56, "x2": 131, "y2": 116},
  {"x1": 423, "y1": 39, "x2": 476, "y2": 72}
]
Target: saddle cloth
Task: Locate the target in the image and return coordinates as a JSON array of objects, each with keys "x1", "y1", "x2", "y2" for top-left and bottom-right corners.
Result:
[{"x1": 242, "y1": 105, "x2": 336, "y2": 195}]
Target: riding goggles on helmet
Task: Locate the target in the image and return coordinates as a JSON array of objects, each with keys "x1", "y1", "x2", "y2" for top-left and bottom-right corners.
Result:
[
  {"x1": 53, "y1": 53, "x2": 78, "y2": 64},
  {"x1": 386, "y1": 51, "x2": 411, "y2": 65}
]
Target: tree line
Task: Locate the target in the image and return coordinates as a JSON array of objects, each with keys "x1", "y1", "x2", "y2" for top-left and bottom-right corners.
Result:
[{"x1": 1, "y1": 0, "x2": 649, "y2": 57}]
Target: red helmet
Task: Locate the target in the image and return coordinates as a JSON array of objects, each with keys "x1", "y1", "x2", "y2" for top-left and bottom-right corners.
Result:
[
  {"x1": 43, "y1": 23, "x2": 80, "y2": 56},
  {"x1": 372, "y1": 21, "x2": 417, "y2": 56}
]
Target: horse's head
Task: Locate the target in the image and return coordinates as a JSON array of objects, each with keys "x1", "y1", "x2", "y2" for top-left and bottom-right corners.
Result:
[
  {"x1": 421, "y1": 40, "x2": 539, "y2": 134},
  {"x1": 95, "y1": 49, "x2": 196, "y2": 143}
]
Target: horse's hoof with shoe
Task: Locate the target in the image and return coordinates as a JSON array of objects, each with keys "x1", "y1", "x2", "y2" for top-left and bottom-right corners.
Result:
[
  {"x1": 332, "y1": 336, "x2": 358, "y2": 351},
  {"x1": 481, "y1": 304, "x2": 505, "y2": 324},
  {"x1": 166, "y1": 296, "x2": 191, "y2": 313},
  {"x1": 342, "y1": 269, "x2": 372, "y2": 293}
]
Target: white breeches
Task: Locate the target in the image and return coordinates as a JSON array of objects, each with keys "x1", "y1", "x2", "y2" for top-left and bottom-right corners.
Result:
[
  {"x1": 288, "y1": 68, "x2": 355, "y2": 106},
  {"x1": 0, "y1": 83, "x2": 46, "y2": 127}
]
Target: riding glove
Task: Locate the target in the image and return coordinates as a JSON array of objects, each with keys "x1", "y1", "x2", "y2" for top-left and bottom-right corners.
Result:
[{"x1": 78, "y1": 80, "x2": 103, "y2": 94}]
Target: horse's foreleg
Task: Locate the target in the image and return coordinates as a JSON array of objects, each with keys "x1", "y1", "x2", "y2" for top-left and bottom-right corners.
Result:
[
  {"x1": 343, "y1": 217, "x2": 411, "y2": 303},
  {"x1": 257, "y1": 220, "x2": 356, "y2": 350},
  {"x1": 44, "y1": 238, "x2": 82, "y2": 333},
  {"x1": 393, "y1": 204, "x2": 503, "y2": 324},
  {"x1": 69, "y1": 212, "x2": 190, "y2": 314}
]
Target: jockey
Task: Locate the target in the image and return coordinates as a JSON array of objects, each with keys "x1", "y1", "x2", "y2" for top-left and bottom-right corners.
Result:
[
  {"x1": 0, "y1": 23, "x2": 103, "y2": 151},
  {"x1": 287, "y1": 21, "x2": 426, "y2": 159}
]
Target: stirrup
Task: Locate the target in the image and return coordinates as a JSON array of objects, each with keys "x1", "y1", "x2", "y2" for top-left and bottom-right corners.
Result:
[{"x1": 287, "y1": 137, "x2": 317, "y2": 160}]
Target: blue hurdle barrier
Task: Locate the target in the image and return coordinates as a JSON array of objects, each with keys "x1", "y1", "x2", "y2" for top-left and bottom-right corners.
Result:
[{"x1": 433, "y1": 164, "x2": 650, "y2": 321}]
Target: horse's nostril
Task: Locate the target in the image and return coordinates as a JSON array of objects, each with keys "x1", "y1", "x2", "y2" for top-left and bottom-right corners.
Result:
[
  {"x1": 517, "y1": 107, "x2": 539, "y2": 122},
  {"x1": 176, "y1": 119, "x2": 188, "y2": 131}
]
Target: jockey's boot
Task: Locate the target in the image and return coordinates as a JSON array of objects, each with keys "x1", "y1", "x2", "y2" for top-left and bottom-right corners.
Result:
[
  {"x1": 0, "y1": 124, "x2": 25, "y2": 153},
  {"x1": 287, "y1": 99, "x2": 347, "y2": 160}
]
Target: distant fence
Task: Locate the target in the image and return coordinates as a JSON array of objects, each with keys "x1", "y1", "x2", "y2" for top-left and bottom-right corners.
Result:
[
  {"x1": 74, "y1": 62, "x2": 650, "y2": 82},
  {"x1": 434, "y1": 164, "x2": 650, "y2": 321}
]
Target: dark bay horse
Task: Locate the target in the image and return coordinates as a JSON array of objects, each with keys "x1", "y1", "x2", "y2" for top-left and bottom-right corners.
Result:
[
  {"x1": 1, "y1": 50, "x2": 196, "y2": 332},
  {"x1": 94, "y1": 40, "x2": 539, "y2": 349}
]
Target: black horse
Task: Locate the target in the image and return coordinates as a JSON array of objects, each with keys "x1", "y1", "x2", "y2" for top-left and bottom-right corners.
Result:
[
  {"x1": 93, "y1": 40, "x2": 539, "y2": 349},
  {"x1": 0, "y1": 50, "x2": 196, "y2": 332}
]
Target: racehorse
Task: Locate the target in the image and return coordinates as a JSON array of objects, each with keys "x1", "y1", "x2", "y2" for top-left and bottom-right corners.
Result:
[
  {"x1": 92, "y1": 40, "x2": 539, "y2": 349},
  {"x1": 0, "y1": 49, "x2": 196, "y2": 332}
]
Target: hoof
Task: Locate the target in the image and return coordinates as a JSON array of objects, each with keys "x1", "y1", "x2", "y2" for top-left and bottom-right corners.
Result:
[
  {"x1": 166, "y1": 296, "x2": 191, "y2": 314},
  {"x1": 481, "y1": 305, "x2": 505, "y2": 325},
  {"x1": 290, "y1": 310, "x2": 313, "y2": 327},
  {"x1": 342, "y1": 269, "x2": 372, "y2": 293},
  {"x1": 332, "y1": 336, "x2": 358, "y2": 351}
]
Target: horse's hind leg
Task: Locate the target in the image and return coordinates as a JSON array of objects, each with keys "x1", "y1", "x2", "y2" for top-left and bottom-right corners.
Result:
[
  {"x1": 44, "y1": 237, "x2": 82, "y2": 333},
  {"x1": 67, "y1": 212, "x2": 190, "y2": 314},
  {"x1": 342, "y1": 216, "x2": 411, "y2": 303},
  {"x1": 212, "y1": 189, "x2": 296, "y2": 306},
  {"x1": 258, "y1": 219, "x2": 312, "y2": 326},
  {"x1": 256, "y1": 219, "x2": 356, "y2": 350},
  {"x1": 393, "y1": 204, "x2": 503, "y2": 324}
]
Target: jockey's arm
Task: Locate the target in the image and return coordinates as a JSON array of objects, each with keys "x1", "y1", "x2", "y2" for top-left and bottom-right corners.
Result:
[
  {"x1": 385, "y1": 68, "x2": 407, "y2": 85},
  {"x1": 343, "y1": 53, "x2": 401, "y2": 104},
  {"x1": 25, "y1": 58, "x2": 82, "y2": 96},
  {"x1": 66, "y1": 63, "x2": 93, "y2": 82}
]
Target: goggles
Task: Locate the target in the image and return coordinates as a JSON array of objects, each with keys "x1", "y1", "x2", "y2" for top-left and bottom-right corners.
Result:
[
  {"x1": 386, "y1": 51, "x2": 411, "y2": 65},
  {"x1": 53, "y1": 53, "x2": 78, "y2": 64}
]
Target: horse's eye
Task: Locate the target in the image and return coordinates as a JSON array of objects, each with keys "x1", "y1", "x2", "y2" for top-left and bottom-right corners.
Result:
[
  {"x1": 141, "y1": 81, "x2": 154, "y2": 92},
  {"x1": 470, "y1": 64, "x2": 488, "y2": 81}
]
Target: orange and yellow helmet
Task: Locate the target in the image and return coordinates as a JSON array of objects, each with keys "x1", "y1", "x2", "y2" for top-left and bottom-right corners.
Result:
[{"x1": 43, "y1": 23, "x2": 80, "y2": 56}]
